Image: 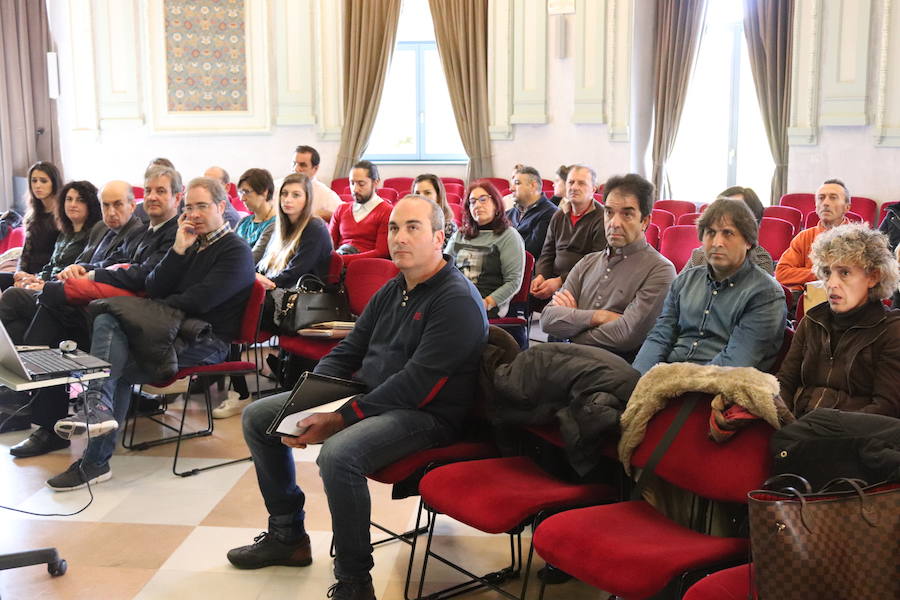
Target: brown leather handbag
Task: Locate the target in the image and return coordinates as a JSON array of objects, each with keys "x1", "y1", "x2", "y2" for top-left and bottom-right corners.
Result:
[{"x1": 748, "y1": 474, "x2": 900, "y2": 600}]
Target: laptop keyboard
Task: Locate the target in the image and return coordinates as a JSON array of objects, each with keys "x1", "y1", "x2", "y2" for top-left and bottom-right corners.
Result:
[{"x1": 22, "y1": 350, "x2": 90, "y2": 374}]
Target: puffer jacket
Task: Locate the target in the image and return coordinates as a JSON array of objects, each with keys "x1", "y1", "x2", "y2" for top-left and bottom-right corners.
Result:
[
  {"x1": 777, "y1": 300, "x2": 900, "y2": 418},
  {"x1": 492, "y1": 343, "x2": 640, "y2": 475},
  {"x1": 87, "y1": 296, "x2": 213, "y2": 382}
]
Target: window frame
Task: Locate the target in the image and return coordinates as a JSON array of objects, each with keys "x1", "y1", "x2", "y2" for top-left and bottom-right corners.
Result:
[{"x1": 363, "y1": 40, "x2": 467, "y2": 163}]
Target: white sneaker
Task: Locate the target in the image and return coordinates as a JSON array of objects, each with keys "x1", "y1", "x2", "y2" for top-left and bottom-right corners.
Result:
[{"x1": 212, "y1": 392, "x2": 251, "y2": 419}]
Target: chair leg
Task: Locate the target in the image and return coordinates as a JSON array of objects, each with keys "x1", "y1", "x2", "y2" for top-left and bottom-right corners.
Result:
[
  {"x1": 411, "y1": 506, "x2": 527, "y2": 600},
  {"x1": 329, "y1": 511, "x2": 433, "y2": 559},
  {"x1": 172, "y1": 377, "x2": 251, "y2": 477}
]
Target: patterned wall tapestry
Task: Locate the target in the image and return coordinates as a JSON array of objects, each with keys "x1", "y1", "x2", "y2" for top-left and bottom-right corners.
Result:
[{"x1": 165, "y1": 0, "x2": 248, "y2": 112}]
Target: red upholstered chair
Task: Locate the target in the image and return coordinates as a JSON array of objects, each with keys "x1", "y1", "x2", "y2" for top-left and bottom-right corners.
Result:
[
  {"x1": 879, "y1": 200, "x2": 899, "y2": 225},
  {"x1": 278, "y1": 258, "x2": 398, "y2": 362},
  {"x1": 485, "y1": 177, "x2": 511, "y2": 192},
  {"x1": 377, "y1": 187, "x2": 399, "y2": 202},
  {"x1": 763, "y1": 205, "x2": 803, "y2": 235},
  {"x1": 123, "y1": 280, "x2": 267, "y2": 477},
  {"x1": 650, "y1": 208, "x2": 676, "y2": 234},
  {"x1": 230, "y1": 197, "x2": 249, "y2": 213},
  {"x1": 384, "y1": 177, "x2": 415, "y2": 194},
  {"x1": 411, "y1": 455, "x2": 616, "y2": 600},
  {"x1": 698, "y1": 203, "x2": 709, "y2": 213},
  {"x1": 339, "y1": 194, "x2": 353, "y2": 203},
  {"x1": 440, "y1": 177, "x2": 465, "y2": 188},
  {"x1": 0, "y1": 227, "x2": 25, "y2": 253},
  {"x1": 132, "y1": 185, "x2": 144, "y2": 199},
  {"x1": 542, "y1": 179, "x2": 555, "y2": 192},
  {"x1": 757, "y1": 217, "x2": 794, "y2": 262},
  {"x1": 804, "y1": 210, "x2": 862, "y2": 229},
  {"x1": 593, "y1": 193, "x2": 604, "y2": 203},
  {"x1": 449, "y1": 203, "x2": 464, "y2": 226},
  {"x1": 445, "y1": 192, "x2": 462, "y2": 205},
  {"x1": 659, "y1": 224, "x2": 699, "y2": 272},
  {"x1": 677, "y1": 212, "x2": 702, "y2": 226},
  {"x1": 849, "y1": 196, "x2": 877, "y2": 226},
  {"x1": 533, "y1": 394, "x2": 774, "y2": 600},
  {"x1": 779, "y1": 193, "x2": 815, "y2": 215},
  {"x1": 331, "y1": 177, "x2": 349, "y2": 193},
  {"x1": 488, "y1": 252, "x2": 534, "y2": 349},
  {"x1": 645, "y1": 222, "x2": 661, "y2": 250},
  {"x1": 683, "y1": 564, "x2": 753, "y2": 600},
  {"x1": 443, "y1": 182, "x2": 464, "y2": 197},
  {"x1": 655, "y1": 200, "x2": 697, "y2": 220}
]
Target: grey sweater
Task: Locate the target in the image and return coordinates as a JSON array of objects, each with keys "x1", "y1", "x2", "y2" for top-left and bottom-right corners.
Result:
[
  {"x1": 541, "y1": 238, "x2": 676, "y2": 353},
  {"x1": 446, "y1": 227, "x2": 525, "y2": 317}
]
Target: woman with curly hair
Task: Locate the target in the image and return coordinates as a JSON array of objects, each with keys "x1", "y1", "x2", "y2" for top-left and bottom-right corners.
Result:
[{"x1": 777, "y1": 224, "x2": 900, "y2": 418}]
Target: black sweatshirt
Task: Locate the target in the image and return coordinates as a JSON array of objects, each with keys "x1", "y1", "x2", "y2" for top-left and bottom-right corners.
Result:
[
  {"x1": 315, "y1": 258, "x2": 488, "y2": 431},
  {"x1": 145, "y1": 231, "x2": 255, "y2": 342}
]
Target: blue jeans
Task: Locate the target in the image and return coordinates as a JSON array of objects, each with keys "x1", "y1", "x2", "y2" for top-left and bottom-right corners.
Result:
[
  {"x1": 242, "y1": 393, "x2": 454, "y2": 582},
  {"x1": 82, "y1": 313, "x2": 229, "y2": 467}
]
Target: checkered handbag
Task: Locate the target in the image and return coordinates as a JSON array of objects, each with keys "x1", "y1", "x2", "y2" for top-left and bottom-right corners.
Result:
[{"x1": 748, "y1": 474, "x2": 900, "y2": 600}]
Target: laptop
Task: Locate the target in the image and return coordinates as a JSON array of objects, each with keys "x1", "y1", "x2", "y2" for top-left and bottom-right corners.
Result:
[{"x1": 0, "y1": 322, "x2": 110, "y2": 381}]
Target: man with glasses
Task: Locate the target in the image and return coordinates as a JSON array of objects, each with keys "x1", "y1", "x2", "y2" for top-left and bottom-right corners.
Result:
[
  {"x1": 203, "y1": 165, "x2": 245, "y2": 229},
  {"x1": 531, "y1": 164, "x2": 607, "y2": 302},
  {"x1": 46, "y1": 177, "x2": 256, "y2": 491}
]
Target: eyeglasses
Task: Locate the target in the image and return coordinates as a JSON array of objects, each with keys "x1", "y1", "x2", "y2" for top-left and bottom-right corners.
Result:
[
  {"x1": 467, "y1": 195, "x2": 492, "y2": 206},
  {"x1": 183, "y1": 202, "x2": 215, "y2": 213},
  {"x1": 237, "y1": 188, "x2": 254, "y2": 197}
]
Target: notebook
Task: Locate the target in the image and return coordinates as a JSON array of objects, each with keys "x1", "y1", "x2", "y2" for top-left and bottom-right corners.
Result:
[
  {"x1": 266, "y1": 372, "x2": 366, "y2": 437},
  {"x1": 0, "y1": 322, "x2": 110, "y2": 381}
]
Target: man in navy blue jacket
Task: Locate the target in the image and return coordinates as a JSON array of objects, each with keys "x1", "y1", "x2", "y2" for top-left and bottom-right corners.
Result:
[
  {"x1": 227, "y1": 195, "x2": 488, "y2": 600},
  {"x1": 47, "y1": 177, "x2": 255, "y2": 490},
  {"x1": 506, "y1": 165, "x2": 557, "y2": 260}
]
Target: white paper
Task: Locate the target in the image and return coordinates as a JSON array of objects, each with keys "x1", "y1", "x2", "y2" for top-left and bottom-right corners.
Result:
[{"x1": 275, "y1": 397, "x2": 355, "y2": 436}]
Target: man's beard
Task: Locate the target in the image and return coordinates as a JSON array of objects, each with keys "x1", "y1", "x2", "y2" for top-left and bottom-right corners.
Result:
[{"x1": 355, "y1": 191, "x2": 373, "y2": 204}]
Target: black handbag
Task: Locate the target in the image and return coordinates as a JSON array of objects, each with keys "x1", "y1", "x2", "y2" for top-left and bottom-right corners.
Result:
[{"x1": 270, "y1": 274, "x2": 351, "y2": 334}]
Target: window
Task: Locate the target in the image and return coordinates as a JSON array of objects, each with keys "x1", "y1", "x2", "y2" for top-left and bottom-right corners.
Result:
[
  {"x1": 364, "y1": 0, "x2": 467, "y2": 162},
  {"x1": 667, "y1": 1, "x2": 775, "y2": 204}
]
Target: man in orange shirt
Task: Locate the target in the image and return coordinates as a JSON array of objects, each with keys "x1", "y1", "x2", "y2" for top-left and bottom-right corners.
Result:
[{"x1": 775, "y1": 178, "x2": 852, "y2": 293}]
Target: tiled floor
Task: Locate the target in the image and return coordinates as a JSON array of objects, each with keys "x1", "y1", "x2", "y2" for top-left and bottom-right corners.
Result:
[{"x1": 0, "y1": 386, "x2": 602, "y2": 600}]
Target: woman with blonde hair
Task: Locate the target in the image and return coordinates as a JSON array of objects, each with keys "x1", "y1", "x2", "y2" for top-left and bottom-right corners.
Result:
[
  {"x1": 215, "y1": 173, "x2": 332, "y2": 420},
  {"x1": 777, "y1": 224, "x2": 900, "y2": 418}
]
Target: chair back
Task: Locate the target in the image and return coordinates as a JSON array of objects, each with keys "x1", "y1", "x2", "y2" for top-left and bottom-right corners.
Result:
[
  {"x1": 645, "y1": 223, "x2": 660, "y2": 250},
  {"x1": 650, "y1": 208, "x2": 675, "y2": 233},
  {"x1": 849, "y1": 196, "x2": 877, "y2": 226},
  {"x1": 879, "y1": 201, "x2": 899, "y2": 225},
  {"x1": 450, "y1": 203, "x2": 464, "y2": 226},
  {"x1": 509, "y1": 251, "x2": 534, "y2": 306},
  {"x1": 779, "y1": 193, "x2": 815, "y2": 215},
  {"x1": 331, "y1": 177, "x2": 349, "y2": 193},
  {"x1": 378, "y1": 188, "x2": 399, "y2": 202},
  {"x1": 444, "y1": 183, "x2": 465, "y2": 197},
  {"x1": 763, "y1": 205, "x2": 803, "y2": 234},
  {"x1": 132, "y1": 185, "x2": 145, "y2": 199},
  {"x1": 339, "y1": 194, "x2": 353, "y2": 203},
  {"x1": 440, "y1": 177, "x2": 465, "y2": 187},
  {"x1": 345, "y1": 258, "x2": 399, "y2": 316},
  {"x1": 237, "y1": 279, "x2": 267, "y2": 344},
  {"x1": 698, "y1": 203, "x2": 709, "y2": 213},
  {"x1": 758, "y1": 217, "x2": 794, "y2": 261},
  {"x1": 658, "y1": 224, "x2": 698, "y2": 272},
  {"x1": 230, "y1": 196, "x2": 248, "y2": 213},
  {"x1": 676, "y1": 212, "x2": 702, "y2": 226},
  {"x1": 631, "y1": 394, "x2": 774, "y2": 503},
  {"x1": 384, "y1": 177, "x2": 415, "y2": 194},
  {"x1": 0, "y1": 227, "x2": 25, "y2": 253},
  {"x1": 542, "y1": 179, "x2": 555, "y2": 192},
  {"x1": 484, "y1": 177, "x2": 510, "y2": 193},
  {"x1": 446, "y1": 192, "x2": 462, "y2": 205},
  {"x1": 655, "y1": 200, "x2": 697, "y2": 220},
  {"x1": 593, "y1": 193, "x2": 604, "y2": 203}
]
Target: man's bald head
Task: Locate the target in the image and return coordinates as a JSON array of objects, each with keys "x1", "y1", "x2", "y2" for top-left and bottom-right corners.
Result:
[
  {"x1": 99, "y1": 180, "x2": 136, "y2": 229},
  {"x1": 204, "y1": 166, "x2": 229, "y2": 186}
]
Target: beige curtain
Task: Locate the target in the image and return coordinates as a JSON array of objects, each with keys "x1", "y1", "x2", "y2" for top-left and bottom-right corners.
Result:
[
  {"x1": 650, "y1": 0, "x2": 707, "y2": 200},
  {"x1": 332, "y1": 0, "x2": 402, "y2": 180},
  {"x1": 744, "y1": 0, "x2": 793, "y2": 205},
  {"x1": 429, "y1": 0, "x2": 492, "y2": 182},
  {"x1": 0, "y1": 0, "x2": 61, "y2": 210}
]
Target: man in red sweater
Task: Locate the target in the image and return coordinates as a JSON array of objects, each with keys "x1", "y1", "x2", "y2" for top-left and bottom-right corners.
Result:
[{"x1": 329, "y1": 160, "x2": 391, "y2": 264}]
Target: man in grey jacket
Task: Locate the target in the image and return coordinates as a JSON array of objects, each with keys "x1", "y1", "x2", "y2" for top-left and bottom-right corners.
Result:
[{"x1": 541, "y1": 174, "x2": 675, "y2": 358}]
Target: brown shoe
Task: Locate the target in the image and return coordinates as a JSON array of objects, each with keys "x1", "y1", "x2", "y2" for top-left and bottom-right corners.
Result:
[{"x1": 226, "y1": 531, "x2": 311, "y2": 569}]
